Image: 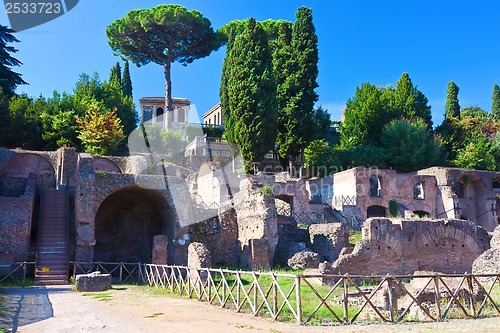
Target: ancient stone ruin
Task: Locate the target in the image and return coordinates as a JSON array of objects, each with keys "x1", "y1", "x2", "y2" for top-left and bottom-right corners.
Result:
[
  {"x1": 330, "y1": 218, "x2": 490, "y2": 276},
  {"x1": 1, "y1": 147, "x2": 499, "y2": 283}
]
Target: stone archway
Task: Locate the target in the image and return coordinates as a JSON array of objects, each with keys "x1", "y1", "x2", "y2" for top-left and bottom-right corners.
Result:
[
  {"x1": 367, "y1": 205, "x2": 386, "y2": 218},
  {"x1": 93, "y1": 185, "x2": 175, "y2": 263},
  {"x1": 0, "y1": 153, "x2": 55, "y2": 190}
]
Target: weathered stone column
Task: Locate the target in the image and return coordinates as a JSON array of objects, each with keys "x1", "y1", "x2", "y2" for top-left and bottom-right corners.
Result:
[{"x1": 234, "y1": 177, "x2": 278, "y2": 270}]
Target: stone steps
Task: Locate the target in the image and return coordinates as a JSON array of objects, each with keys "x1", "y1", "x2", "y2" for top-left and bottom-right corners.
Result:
[{"x1": 35, "y1": 189, "x2": 70, "y2": 285}]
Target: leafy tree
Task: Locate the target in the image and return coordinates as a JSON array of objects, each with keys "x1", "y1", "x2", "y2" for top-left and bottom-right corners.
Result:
[
  {"x1": 0, "y1": 87, "x2": 10, "y2": 146},
  {"x1": 109, "y1": 62, "x2": 122, "y2": 89},
  {"x1": 460, "y1": 106, "x2": 489, "y2": 120},
  {"x1": 222, "y1": 18, "x2": 277, "y2": 172},
  {"x1": 445, "y1": 81, "x2": 460, "y2": 120},
  {"x1": 107, "y1": 4, "x2": 222, "y2": 129},
  {"x1": 390, "y1": 72, "x2": 432, "y2": 127},
  {"x1": 73, "y1": 72, "x2": 137, "y2": 137},
  {"x1": 493, "y1": 83, "x2": 500, "y2": 119},
  {"x1": 381, "y1": 119, "x2": 445, "y2": 172},
  {"x1": 311, "y1": 105, "x2": 332, "y2": 141},
  {"x1": 274, "y1": 6, "x2": 319, "y2": 176},
  {"x1": 339, "y1": 82, "x2": 388, "y2": 147},
  {"x1": 161, "y1": 129, "x2": 187, "y2": 165},
  {"x1": 0, "y1": 25, "x2": 27, "y2": 96},
  {"x1": 9, "y1": 94, "x2": 44, "y2": 149},
  {"x1": 76, "y1": 107, "x2": 124, "y2": 155},
  {"x1": 39, "y1": 92, "x2": 80, "y2": 149},
  {"x1": 334, "y1": 144, "x2": 387, "y2": 169},
  {"x1": 454, "y1": 135, "x2": 495, "y2": 170},
  {"x1": 304, "y1": 139, "x2": 333, "y2": 177},
  {"x1": 122, "y1": 61, "x2": 132, "y2": 98}
]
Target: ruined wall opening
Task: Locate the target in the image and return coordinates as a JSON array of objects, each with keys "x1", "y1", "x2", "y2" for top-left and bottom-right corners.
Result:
[
  {"x1": 367, "y1": 205, "x2": 386, "y2": 218},
  {"x1": 94, "y1": 186, "x2": 175, "y2": 263},
  {"x1": 456, "y1": 173, "x2": 490, "y2": 229},
  {"x1": 413, "y1": 210, "x2": 430, "y2": 217},
  {"x1": 275, "y1": 194, "x2": 292, "y2": 216},
  {"x1": 369, "y1": 176, "x2": 382, "y2": 197}
]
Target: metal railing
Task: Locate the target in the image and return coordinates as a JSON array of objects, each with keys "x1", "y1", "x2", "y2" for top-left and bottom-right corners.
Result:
[{"x1": 142, "y1": 265, "x2": 500, "y2": 326}]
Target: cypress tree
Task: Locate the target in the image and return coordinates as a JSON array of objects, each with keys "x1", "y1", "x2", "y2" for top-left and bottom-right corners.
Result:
[
  {"x1": 445, "y1": 81, "x2": 460, "y2": 120},
  {"x1": 493, "y1": 84, "x2": 500, "y2": 119},
  {"x1": 109, "y1": 62, "x2": 122, "y2": 88},
  {"x1": 121, "y1": 61, "x2": 133, "y2": 98},
  {"x1": 275, "y1": 7, "x2": 319, "y2": 175},
  {"x1": 219, "y1": 32, "x2": 236, "y2": 143},
  {"x1": 224, "y1": 18, "x2": 277, "y2": 172}
]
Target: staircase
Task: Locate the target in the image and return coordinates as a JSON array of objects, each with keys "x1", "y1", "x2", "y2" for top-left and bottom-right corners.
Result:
[{"x1": 35, "y1": 189, "x2": 70, "y2": 285}]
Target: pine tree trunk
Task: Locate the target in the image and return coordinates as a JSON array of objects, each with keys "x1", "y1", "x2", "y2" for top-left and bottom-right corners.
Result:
[
  {"x1": 288, "y1": 154, "x2": 298, "y2": 177},
  {"x1": 164, "y1": 61, "x2": 173, "y2": 130}
]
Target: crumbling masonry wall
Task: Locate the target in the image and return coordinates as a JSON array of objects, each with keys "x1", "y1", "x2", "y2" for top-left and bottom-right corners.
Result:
[
  {"x1": 234, "y1": 177, "x2": 278, "y2": 270},
  {"x1": 332, "y1": 218, "x2": 490, "y2": 275}
]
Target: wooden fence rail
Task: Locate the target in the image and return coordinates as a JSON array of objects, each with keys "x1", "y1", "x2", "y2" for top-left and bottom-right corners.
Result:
[
  {"x1": 0, "y1": 262, "x2": 34, "y2": 287},
  {"x1": 142, "y1": 265, "x2": 500, "y2": 326}
]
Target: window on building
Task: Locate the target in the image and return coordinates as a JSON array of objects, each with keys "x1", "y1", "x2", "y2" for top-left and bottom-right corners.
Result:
[
  {"x1": 156, "y1": 107, "x2": 164, "y2": 120},
  {"x1": 177, "y1": 108, "x2": 185, "y2": 123},
  {"x1": 369, "y1": 176, "x2": 382, "y2": 197},
  {"x1": 143, "y1": 107, "x2": 153, "y2": 122},
  {"x1": 414, "y1": 182, "x2": 424, "y2": 199}
]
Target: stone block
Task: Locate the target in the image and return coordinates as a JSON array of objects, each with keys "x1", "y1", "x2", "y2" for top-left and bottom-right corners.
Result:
[
  {"x1": 76, "y1": 271, "x2": 112, "y2": 292},
  {"x1": 287, "y1": 250, "x2": 320, "y2": 270},
  {"x1": 152, "y1": 234, "x2": 168, "y2": 264}
]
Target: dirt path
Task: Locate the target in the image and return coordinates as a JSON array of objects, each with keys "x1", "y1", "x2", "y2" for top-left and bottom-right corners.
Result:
[{"x1": 1, "y1": 285, "x2": 499, "y2": 333}]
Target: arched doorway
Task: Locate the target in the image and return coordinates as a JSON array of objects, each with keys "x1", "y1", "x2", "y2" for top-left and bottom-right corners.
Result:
[
  {"x1": 0, "y1": 153, "x2": 55, "y2": 191},
  {"x1": 367, "y1": 205, "x2": 386, "y2": 218},
  {"x1": 94, "y1": 186, "x2": 175, "y2": 263}
]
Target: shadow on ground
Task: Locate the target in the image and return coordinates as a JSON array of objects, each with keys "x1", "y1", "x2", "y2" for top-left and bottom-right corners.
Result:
[{"x1": 0, "y1": 286, "x2": 69, "y2": 332}]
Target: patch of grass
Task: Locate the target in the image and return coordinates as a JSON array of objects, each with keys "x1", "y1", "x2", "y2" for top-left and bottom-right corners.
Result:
[
  {"x1": 0, "y1": 279, "x2": 34, "y2": 287},
  {"x1": 144, "y1": 312, "x2": 164, "y2": 318},
  {"x1": 82, "y1": 291, "x2": 112, "y2": 301},
  {"x1": 348, "y1": 231, "x2": 362, "y2": 246}
]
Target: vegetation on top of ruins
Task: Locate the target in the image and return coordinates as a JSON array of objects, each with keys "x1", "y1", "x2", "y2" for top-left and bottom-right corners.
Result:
[
  {"x1": 259, "y1": 185, "x2": 275, "y2": 196},
  {"x1": 76, "y1": 107, "x2": 124, "y2": 156}
]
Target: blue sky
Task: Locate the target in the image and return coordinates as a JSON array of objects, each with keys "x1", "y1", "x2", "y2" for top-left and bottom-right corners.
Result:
[{"x1": 1, "y1": 0, "x2": 499, "y2": 126}]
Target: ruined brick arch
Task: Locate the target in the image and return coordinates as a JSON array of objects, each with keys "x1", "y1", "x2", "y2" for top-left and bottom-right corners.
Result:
[
  {"x1": 418, "y1": 225, "x2": 485, "y2": 255},
  {"x1": 373, "y1": 233, "x2": 403, "y2": 257},
  {"x1": 367, "y1": 205, "x2": 386, "y2": 218},
  {"x1": 93, "y1": 185, "x2": 176, "y2": 263},
  {"x1": 0, "y1": 153, "x2": 56, "y2": 188},
  {"x1": 92, "y1": 157, "x2": 122, "y2": 173},
  {"x1": 413, "y1": 210, "x2": 430, "y2": 217}
]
